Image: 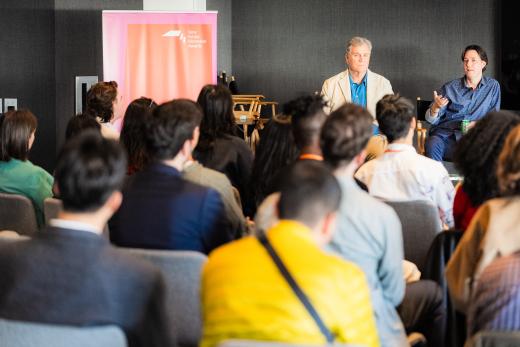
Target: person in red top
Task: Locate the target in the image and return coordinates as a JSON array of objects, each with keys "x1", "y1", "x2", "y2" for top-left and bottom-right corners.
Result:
[{"x1": 452, "y1": 110, "x2": 520, "y2": 230}]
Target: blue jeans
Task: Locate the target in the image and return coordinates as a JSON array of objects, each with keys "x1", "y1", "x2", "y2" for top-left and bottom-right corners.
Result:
[{"x1": 425, "y1": 131, "x2": 457, "y2": 161}]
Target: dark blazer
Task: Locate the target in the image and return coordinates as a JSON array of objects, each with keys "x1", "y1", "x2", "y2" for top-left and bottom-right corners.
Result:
[
  {"x1": 0, "y1": 227, "x2": 174, "y2": 347},
  {"x1": 110, "y1": 162, "x2": 233, "y2": 254}
]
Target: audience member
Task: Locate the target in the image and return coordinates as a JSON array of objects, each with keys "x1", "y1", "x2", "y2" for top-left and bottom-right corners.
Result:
[
  {"x1": 447, "y1": 124, "x2": 520, "y2": 313},
  {"x1": 109, "y1": 99, "x2": 233, "y2": 254},
  {"x1": 467, "y1": 251, "x2": 520, "y2": 336},
  {"x1": 249, "y1": 113, "x2": 298, "y2": 211},
  {"x1": 322, "y1": 103, "x2": 445, "y2": 347},
  {"x1": 355, "y1": 94, "x2": 455, "y2": 228},
  {"x1": 452, "y1": 111, "x2": 520, "y2": 230},
  {"x1": 0, "y1": 131, "x2": 174, "y2": 347},
  {"x1": 85, "y1": 80, "x2": 121, "y2": 139},
  {"x1": 0, "y1": 109, "x2": 53, "y2": 227},
  {"x1": 201, "y1": 160, "x2": 379, "y2": 347},
  {"x1": 120, "y1": 97, "x2": 158, "y2": 175},
  {"x1": 64, "y1": 114, "x2": 101, "y2": 141},
  {"x1": 183, "y1": 156, "x2": 248, "y2": 238},
  {"x1": 193, "y1": 84, "x2": 253, "y2": 211},
  {"x1": 424, "y1": 45, "x2": 500, "y2": 161}
]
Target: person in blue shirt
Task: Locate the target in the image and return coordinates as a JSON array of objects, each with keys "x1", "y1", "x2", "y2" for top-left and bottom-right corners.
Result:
[{"x1": 425, "y1": 45, "x2": 501, "y2": 161}]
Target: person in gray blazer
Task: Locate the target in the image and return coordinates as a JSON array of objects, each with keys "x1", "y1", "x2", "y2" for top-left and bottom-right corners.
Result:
[{"x1": 0, "y1": 132, "x2": 174, "y2": 347}]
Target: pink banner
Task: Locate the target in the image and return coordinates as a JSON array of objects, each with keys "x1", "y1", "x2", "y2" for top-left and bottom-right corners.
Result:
[{"x1": 103, "y1": 11, "x2": 217, "y2": 121}]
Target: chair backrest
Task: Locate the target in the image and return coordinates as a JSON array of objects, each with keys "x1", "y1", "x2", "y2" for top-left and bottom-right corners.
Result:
[
  {"x1": 416, "y1": 98, "x2": 431, "y2": 121},
  {"x1": 217, "y1": 340, "x2": 363, "y2": 347},
  {"x1": 0, "y1": 318, "x2": 127, "y2": 347},
  {"x1": 468, "y1": 331, "x2": 520, "y2": 347},
  {"x1": 121, "y1": 248, "x2": 207, "y2": 347},
  {"x1": 0, "y1": 193, "x2": 38, "y2": 236},
  {"x1": 383, "y1": 199, "x2": 442, "y2": 272},
  {"x1": 44, "y1": 197, "x2": 63, "y2": 225}
]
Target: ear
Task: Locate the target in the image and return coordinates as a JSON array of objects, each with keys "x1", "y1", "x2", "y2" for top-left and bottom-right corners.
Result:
[
  {"x1": 105, "y1": 191, "x2": 123, "y2": 214},
  {"x1": 318, "y1": 212, "x2": 337, "y2": 245},
  {"x1": 411, "y1": 117, "x2": 417, "y2": 130},
  {"x1": 481, "y1": 60, "x2": 487, "y2": 70},
  {"x1": 354, "y1": 149, "x2": 367, "y2": 167}
]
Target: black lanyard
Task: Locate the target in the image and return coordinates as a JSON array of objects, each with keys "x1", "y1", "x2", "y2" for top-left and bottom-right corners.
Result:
[{"x1": 257, "y1": 232, "x2": 335, "y2": 344}]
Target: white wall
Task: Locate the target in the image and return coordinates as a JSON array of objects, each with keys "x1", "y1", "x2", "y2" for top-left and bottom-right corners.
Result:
[{"x1": 143, "y1": 0, "x2": 206, "y2": 11}]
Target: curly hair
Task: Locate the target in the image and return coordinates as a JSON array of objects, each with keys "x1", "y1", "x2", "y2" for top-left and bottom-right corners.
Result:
[
  {"x1": 85, "y1": 81, "x2": 118, "y2": 123},
  {"x1": 321, "y1": 103, "x2": 373, "y2": 169},
  {"x1": 453, "y1": 111, "x2": 520, "y2": 205},
  {"x1": 120, "y1": 97, "x2": 157, "y2": 173},
  {"x1": 195, "y1": 84, "x2": 237, "y2": 152},
  {"x1": 497, "y1": 125, "x2": 520, "y2": 196},
  {"x1": 283, "y1": 94, "x2": 327, "y2": 150},
  {"x1": 250, "y1": 114, "x2": 299, "y2": 206}
]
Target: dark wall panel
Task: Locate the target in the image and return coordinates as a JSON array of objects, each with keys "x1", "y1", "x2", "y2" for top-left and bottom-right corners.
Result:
[
  {"x1": 207, "y1": 0, "x2": 232, "y2": 75},
  {"x1": 54, "y1": 0, "x2": 142, "y2": 154},
  {"x1": 232, "y1": 0, "x2": 497, "y2": 105},
  {"x1": 0, "y1": 1, "x2": 56, "y2": 172}
]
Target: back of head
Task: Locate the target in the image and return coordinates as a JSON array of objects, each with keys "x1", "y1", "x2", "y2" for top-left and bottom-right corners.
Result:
[
  {"x1": 284, "y1": 94, "x2": 327, "y2": 150},
  {"x1": 321, "y1": 103, "x2": 373, "y2": 169},
  {"x1": 65, "y1": 114, "x2": 101, "y2": 141},
  {"x1": 454, "y1": 111, "x2": 520, "y2": 205},
  {"x1": 54, "y1": 131, "x2": 127, "y2": 213},
  {"x1": 376, "y1": 94, "x2": 415, "y2": 142},
  {"x1": 250, "y1": 114, "x2": 299, "y2": 205},
  {"x1": 0, "y1": 109, "x2": 37, "y2": 161},
  {"x1": 85, "y1": 81, "x2": 118, "y2": 123},
  {"x1": 497, "y1": 125, "x2": 520, "y2": 197},
  {"x1": 120, "y1": 97, "x2": 157, "y2": 171},
  {"x1": 145, "y1": 99, "x2": 202, "y2": 161},
  {"x1": 278, "y1": 160, "x2": 341, "y2": 228},
  {"x1": 196, "y1": 84, "x2": 235, "y2": 150}
]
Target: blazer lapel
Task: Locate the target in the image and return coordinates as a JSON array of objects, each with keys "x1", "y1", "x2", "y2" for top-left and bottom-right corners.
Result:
[{"x1": 338, "y1": 69, "x2": 351, "y2": 104}]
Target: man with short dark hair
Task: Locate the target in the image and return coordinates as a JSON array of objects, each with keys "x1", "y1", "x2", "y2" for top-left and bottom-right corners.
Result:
[
  {"x1": 0, "y1": 132, "x2": 174, "y2": 347},
  {"x1": 321, "y1": 103, "x2": 445, "y2": 347},
  {"x1": 109, "y1": 99, "x2": 233, "y2": 254},
  {"x1": 355, "y1": 94, "x2": 455, "y2": 228},
  {"x1": 201, "y1": 161, "x2": 379, "y2": 347}
]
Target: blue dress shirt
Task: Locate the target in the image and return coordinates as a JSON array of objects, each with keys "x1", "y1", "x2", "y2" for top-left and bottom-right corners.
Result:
[
  {"x1": 349, "y1": 73, "x2": 367, "y2": 108},
  {"x1": 426, "y1": 76, "x2": 501, "y2": 128}
]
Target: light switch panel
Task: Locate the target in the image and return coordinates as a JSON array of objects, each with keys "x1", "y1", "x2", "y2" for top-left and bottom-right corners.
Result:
[{"x1": 4, "y1": 98, "x2": 17, "y2": 112}]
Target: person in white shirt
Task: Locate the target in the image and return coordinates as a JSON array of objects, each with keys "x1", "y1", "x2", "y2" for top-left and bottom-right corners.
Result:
[{"x1": 355, "y1": 94, "x2": 455, "y2": 228}]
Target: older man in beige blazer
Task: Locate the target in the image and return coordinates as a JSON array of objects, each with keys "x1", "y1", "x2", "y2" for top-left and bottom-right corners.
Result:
[{"x1": 322, "y1": 37, "x2": 393, "y2": 159}]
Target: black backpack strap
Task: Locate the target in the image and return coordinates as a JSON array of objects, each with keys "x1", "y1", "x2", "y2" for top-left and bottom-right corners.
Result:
[{"x1": 257, "y1": 232, "x2": 335, "y2": 343}]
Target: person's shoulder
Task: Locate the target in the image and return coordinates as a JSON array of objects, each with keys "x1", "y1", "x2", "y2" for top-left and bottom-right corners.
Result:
[
  {"x1": 323, "y1": 70, "x2": 349, "y2": 84},
  {"x1": 368, "y1": 69, "x2": 390, "y2": 82},
  {"x1": 483, "y1": 76, "x2": 500, "y2": 88},
  {"x1": 206, "y1": 236, "x2": 256, "y2": 265},
  {"x1": 105, "y1": 246, "x2": 164, "y2": 283},
  {"x1": 325, "y1": 251, "x2": 368, "y2": 283}
]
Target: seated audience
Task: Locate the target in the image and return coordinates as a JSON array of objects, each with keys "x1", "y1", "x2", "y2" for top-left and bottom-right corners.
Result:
[
  {"x1": 452, "y1": 111, "x2": 520, "y2": 230},
  {"x1": 193, "y1": 84, "x2": 253, "y2": 212},
  {"x1": 109, "y1": 99, "x2": 233, "y2": 254},
  {"x1": 467, "y1": 251, "x2": 520, "y2": 336},
  {"x1": 249, "y1": 113, "x2": 298, "y2": 211},
  {"x1": 201, "y1": 161, "x2": 379, "y2": 347},
  {"x1": 0, "y1": 131, "x2": 174, "y2": 347},
  {"x1": 183, "y1": 156, "x2": 248, "y2": 237},
  {"x1": 321, "y1": 103, "x2": 444, "y2": 347},
  {"x1": 64, "y1": 113, "x2": 101, "y2": 140},
  {"x1": 0, "y1": 110, "x2": 53, "y2": 227},
  {"x1": 447, "y1": 124, "x2": 520, "y2": 313},
  {"x1": 119, "y1": 97, "x2": 158, "y2": 175},
  {"x1": 85, "y1": 80, "x2": 121, "y2": 139},
  {"x1": 355, "y1": 94, "x2": 455, "y2": 228}
]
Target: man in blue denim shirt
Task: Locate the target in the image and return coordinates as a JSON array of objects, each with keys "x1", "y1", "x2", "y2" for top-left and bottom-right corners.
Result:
[{"x1": 425, "y1": 45, "x2": 501, "y2": 161}]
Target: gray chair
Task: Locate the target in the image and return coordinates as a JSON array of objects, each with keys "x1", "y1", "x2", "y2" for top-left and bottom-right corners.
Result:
[
  {"x1": 43, "y1": 197, "x2": 63, "y2": 225},
  {"x1": 467, "y1": 331, "x2": 520, "y2": 347},
  {"x1": 384, "y1": 199, "x2": 442, "y2": 272},
  {"x1": 0, "y1": 192, "x2": 38, "y2": 236},
  {"x1": 0, "y1": 318, "x2": 127, "y2": 347},
  {"x1": 44, "y1": 197, "x2": 110, "y2": 235},
  {"x1": 217, "y1": 340, "x2": 364, "y2": 347},
  {"x1": 122, "y1": 248, "x2": 207, "y2": 347}
]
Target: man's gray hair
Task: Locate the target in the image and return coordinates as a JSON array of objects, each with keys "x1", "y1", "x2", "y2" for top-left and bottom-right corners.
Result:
[{"x1": 346, "y1": 37, "x2": 372, "y2": 54}]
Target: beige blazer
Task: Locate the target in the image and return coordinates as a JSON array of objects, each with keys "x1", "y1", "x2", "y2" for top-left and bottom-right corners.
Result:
[{"x1": 321, "y1": 69, "x2": 393, "y2": 118}]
